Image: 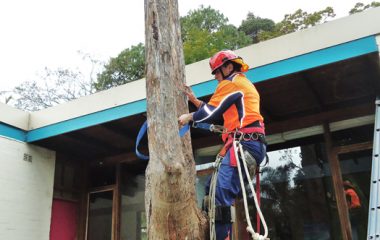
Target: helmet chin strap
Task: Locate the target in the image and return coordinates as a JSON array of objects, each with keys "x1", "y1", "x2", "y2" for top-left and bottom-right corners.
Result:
[
  {"x1": 221, "y1": 67, "x2": 234, "y2": 79},
  {"x1": 220, "y1": 70, "x2": 234, "y2": 79}
]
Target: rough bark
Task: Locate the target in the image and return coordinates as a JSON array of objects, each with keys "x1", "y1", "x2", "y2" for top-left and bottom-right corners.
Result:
[{"x1": 144, "y1": 0, "x2": 208, "y2": 239}]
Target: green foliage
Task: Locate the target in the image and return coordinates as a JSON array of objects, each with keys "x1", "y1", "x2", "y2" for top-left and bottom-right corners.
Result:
[
  {"x1": 181, "y1": 6, "x2": 251, "y2": 64},
  {"x1": 238, "y1": 12, "x2": 275, "y2": 43},
  {"x1": 183, "y1": 24, "x2": 251, "y2": 64},
  {"x1": 258, "y1": 7, "x2": 336, "y2": 41},
  {"x1": 180, "y1": 5, "x2": 229, "y2": 42},
  {"x1": 95, "y1": 43, "x2": 145, "y2": 91},
  {"x1": 349, "y1": 1, "x2": 380, "y2": 14},
  {"x1": 213, "y1": 25, "x2": 252, "y2": 52},
  {"x1": 94, "y1": 5, "x2": 252, "y2": 88}
]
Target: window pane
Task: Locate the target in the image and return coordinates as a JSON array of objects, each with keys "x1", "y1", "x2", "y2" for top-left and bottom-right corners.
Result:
[
  {"x1": 87, "y1": 191, "x2": 113, "y2": 240},
  {"x1": 259, "y1": 144, "x2": 340, "y2": 239},
  {"x1": 120, "y1": 163, "x2": 146, "y2": 240},
  {"x1": 339, "y1": 149, "x2": 371, "y2": 240}
]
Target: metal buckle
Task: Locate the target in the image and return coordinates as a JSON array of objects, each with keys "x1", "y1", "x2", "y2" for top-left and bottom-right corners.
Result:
[
  {"x1": 234, "y1": 131, "x2": 243, "y2": 141},
  {"x1": 210, "y1": 124, "x2": 226, "y2": 133},
  {"x1": 243, "y1": 133, "x2": 252, "y2": 141},
  {"x1": 251, "y1": 133, "x2": 259, "y2": 140}
]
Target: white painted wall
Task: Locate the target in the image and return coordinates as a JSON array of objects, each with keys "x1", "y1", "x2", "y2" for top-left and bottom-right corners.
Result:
[{"x1": 0, "y1": 136, "x2": 55, "y2": 240}]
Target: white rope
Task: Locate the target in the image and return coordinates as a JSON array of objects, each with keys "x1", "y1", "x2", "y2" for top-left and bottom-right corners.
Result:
[
  {"x1": 233, "y1": 137, "x2": 269, "y2": 240},
  {"x1": 208, "y1": 137, "x2": 269, "y2": 240},
  {"x1": 209, "y1": 155, "x2": 222, "y2": 240}
]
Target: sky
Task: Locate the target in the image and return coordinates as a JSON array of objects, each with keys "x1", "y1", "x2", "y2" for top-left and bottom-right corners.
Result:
[{"x1": 0, "y1": 0, "x2": 375, "y2": 93}]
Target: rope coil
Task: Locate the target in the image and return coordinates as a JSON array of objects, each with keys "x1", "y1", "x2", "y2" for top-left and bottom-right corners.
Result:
[
  {"x1": 208, "y1": 135, "x2": 269, "y2": 240},
  {"x1": 233, "y1": 136, "x2": 269, "y2": 240}
]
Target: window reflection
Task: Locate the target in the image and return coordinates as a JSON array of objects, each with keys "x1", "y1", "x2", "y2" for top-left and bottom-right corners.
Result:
[
  {"x1": 195, "y1": 143, "x2": 341, "y2": 239},
  {"x1": 87, "y1": 191, "x2": 113, "y2": 240},
  {"x1": 260, "y1": 144, "x2": 338, "y2": 239},
  {"x1": 339, "y1": 150, "x2": 371, "y2": 240},
  {"x1": 120, "y1": 162, "x2": 147, "y2": 240}
]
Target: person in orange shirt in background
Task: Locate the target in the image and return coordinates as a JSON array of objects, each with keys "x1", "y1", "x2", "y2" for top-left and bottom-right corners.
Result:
[
  {"x1": 343, "y1": 180, "x2": 362, "y2": 240},
  {"x1": 344, "y1": 180, "x2": 361, "y2": 210},
  {"x1": 179, "y1": 50, "x2": 267, "y2": 240}
]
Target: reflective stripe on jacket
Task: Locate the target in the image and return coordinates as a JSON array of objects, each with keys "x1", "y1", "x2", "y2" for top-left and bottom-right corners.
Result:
[{"x1": 193, "y1": 73, "x2": 264, "y2": 134}]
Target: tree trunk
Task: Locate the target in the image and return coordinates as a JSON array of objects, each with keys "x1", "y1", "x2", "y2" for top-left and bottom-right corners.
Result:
[{"x1": 144, "y1": 0, "x2": 208, "y2": 239}]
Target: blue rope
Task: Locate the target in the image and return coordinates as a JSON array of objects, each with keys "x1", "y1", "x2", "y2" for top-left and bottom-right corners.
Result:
[
  {"x1": 192, "y1": 122, "x2": 213, "y2": 131},
  {"x1": 135, "y1": 121, "x2": 149, "y2": 160},
  {"x1": 135, "y1": 120, "x2": 193, "y2": 160}
]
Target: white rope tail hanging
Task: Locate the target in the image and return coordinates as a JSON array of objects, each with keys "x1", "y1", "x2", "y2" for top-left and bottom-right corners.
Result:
[
  {"x1": 233, "y1": 135, "x2": 269, "y2": 240},
  {"x1": 208, "y1": 155, "x2": 222, "y2": 240}
]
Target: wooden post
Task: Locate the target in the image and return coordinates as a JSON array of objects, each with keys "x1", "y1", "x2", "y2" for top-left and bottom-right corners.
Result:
[
  {"x1": 323, "y1": 123, "x2": 352, "y2": 240},
  {"x1": 144, "y1": 0, "x2": 207, "y2": 239}
]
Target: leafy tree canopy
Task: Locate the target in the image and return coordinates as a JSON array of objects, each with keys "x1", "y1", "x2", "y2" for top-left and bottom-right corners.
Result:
[
  {"x1": 95, "y1": 43, "x2": 145, "y2": 91},
  {"x1": 95, "y1": 5, "x2": 251, "y2": 91},
  {"x1": 349, "y1": 1, "x2": 380, "y2": 14},
  {"x1": 238, "y1": 12, "x2": 275, "y2": 43},
  {"x1": 258, "y1": 7, "x2": 335, "y2": 41},
  {"x1": 181, "y1": 6, "x2": 251, "y2": 64},
  {"x1": 180, "y1": 5, "x2": 228, "y2": 41}
]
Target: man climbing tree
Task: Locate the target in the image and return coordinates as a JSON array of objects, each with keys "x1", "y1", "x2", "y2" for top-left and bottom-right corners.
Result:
[{"x1": 144, "y1": 0, "x2": 207, "y2": 239}]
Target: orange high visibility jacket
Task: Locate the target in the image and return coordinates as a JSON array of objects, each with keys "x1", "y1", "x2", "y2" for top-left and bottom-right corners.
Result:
[
  {"x1": 193, "y1": 73, "x2": 264, "y2": 140},
  {"x1": 345, "y1": 188, "x2": 361, "y2": 209}
]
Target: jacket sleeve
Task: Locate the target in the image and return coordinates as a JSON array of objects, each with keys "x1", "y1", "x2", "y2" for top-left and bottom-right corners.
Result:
[{"x1": 193, "y1": 80, "x2": 243, "y2": 123}]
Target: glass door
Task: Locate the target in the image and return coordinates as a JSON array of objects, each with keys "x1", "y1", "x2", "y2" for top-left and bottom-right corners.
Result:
[
  {"x1": 338, "y1": 149, "x2": 372, "y2": 240},
  {"x1": 86, "y1": 188, "x2": 116, "y2": 240}
]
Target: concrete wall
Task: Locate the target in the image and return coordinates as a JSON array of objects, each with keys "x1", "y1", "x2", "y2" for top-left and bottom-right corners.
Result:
[{"x1": 0, "y1": 136, "x2": 55, "y2": 240}]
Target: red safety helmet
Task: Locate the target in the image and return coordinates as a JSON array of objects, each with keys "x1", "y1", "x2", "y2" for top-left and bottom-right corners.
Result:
[{"x1": 209, "y1": 50, "x2": 249, "y2": 74}]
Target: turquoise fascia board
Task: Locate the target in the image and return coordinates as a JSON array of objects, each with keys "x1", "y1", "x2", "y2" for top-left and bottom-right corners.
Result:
[
  {"x1": 26, "y1": 99, "x2": 146, "y2": 142},
  {"x1": 5, "y1": 35, "x2": 379, "y2": 143},
  {"x1": 0, "y1": 123, "x2": 26, "y2": 142},
  {"x1": 246, "y1": 35, "x2": 378, "y2": 84},
  {"x1": 192, "y1": 36, "x2": 378, "y2": 98}
]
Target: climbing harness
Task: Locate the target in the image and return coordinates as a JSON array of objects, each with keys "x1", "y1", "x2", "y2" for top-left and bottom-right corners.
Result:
[
  {"x1": 206, "y1": 128, "x2": 269, "y2": 240},
  {"x1": 232, "y1": 132, "x2": 269, "y2": 240},
  {"x1": 135, "y1": 120, "x2": 269, "y2": 239}
]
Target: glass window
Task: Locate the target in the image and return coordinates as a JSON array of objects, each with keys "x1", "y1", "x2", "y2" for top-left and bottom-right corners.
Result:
[
  {"x1": 120, "y1": 162, "x2": 147, "y2": 240},
  {"x1": 194, "y1": 146, "x2": 219, "y2": 208},
  {"x1": 258, "y1": 144, "x2": 341, "y2": 240},
  {"x1": 339, "y1": 149, "x2": 371, "y2": 240},
  {"x1": 87, "y1": 190, "x2": 114, "y2": 240},
  {"x1": 194, "y1": 142, "x2": 342, "y2": 239}
]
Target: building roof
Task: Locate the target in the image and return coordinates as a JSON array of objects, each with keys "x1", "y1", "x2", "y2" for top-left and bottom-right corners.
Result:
[{"x1": 1, "y1": 8, "x2": 380, "y2": 156}]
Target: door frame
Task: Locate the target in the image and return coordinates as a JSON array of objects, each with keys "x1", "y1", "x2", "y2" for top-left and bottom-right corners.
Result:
[{"x1": 85, "y1": 185, "x2": 118, "y2": 240}]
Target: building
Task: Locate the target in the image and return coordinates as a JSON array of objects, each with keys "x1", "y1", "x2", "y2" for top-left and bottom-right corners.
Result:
[{"x1": 1, "y1": 7, "x2": 380, "y2": 240}]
